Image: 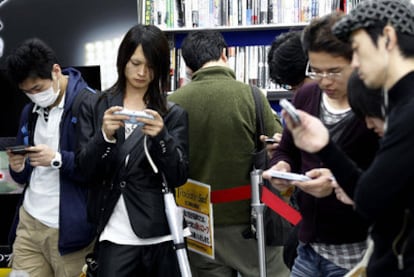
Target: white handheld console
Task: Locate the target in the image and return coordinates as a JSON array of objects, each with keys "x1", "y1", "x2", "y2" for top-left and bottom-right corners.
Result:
[
  {"x1": 114, "y1": 109, "x2": 154, "y2": 125},
  {"x1": 269, "y1": 170, "x2": 311, "y2": 182}
]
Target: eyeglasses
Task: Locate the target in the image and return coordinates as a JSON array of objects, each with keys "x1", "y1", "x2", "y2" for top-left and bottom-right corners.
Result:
[{"x1": 305, "y1": 62, "x2": 344, "y2": 81}]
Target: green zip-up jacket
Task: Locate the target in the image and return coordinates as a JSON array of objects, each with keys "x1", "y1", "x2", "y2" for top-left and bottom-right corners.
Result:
[{"x1": 169, "y1": 66, "x2": 282, "y2": 225}]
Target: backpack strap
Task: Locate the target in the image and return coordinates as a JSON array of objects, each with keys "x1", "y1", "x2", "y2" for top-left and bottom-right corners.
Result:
[
  {"x1": 71, "y1": 87, "x2": 101, "y2": 123},
  {"x1": 250, "y1": 85, "x2": 265, "y2": 151}
]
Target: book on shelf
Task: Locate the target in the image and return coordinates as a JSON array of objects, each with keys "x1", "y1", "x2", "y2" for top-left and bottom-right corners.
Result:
[
  {"x1": 148, "y1": 0, "x2": 351, "y2": 93},
  {"x1": 138, "y1": 0, "x2": 362, "y2": 28},
  {"x1": 170, "y1": 45, "x2": 287, "y2": 91},
  {"x1": 141, "y1": 0, "x2": 343, "y2": 29},
  {"x1": 235, "y1": 46, "x2": 245, "y2": 84}
]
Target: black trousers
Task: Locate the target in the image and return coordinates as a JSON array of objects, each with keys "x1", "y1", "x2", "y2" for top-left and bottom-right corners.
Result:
[{"x1": 97, "y1": 240, "x2": 182, "y2": 277}]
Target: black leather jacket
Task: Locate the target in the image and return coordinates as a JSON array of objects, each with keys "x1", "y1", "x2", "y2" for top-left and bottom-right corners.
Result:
[{"x1": 76, "y1": 90, "x2": 189, "y2": 238}]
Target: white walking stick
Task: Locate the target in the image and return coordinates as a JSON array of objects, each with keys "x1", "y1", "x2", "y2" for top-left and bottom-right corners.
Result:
[{"x1": 145, "y1": 135, "x2": 192, "y2": 277}]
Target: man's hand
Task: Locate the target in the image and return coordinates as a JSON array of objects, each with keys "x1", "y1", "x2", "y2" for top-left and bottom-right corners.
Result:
[
  {"x1": 26, "y1": 144, "x2": 55, "y2": 167},
  {"x1": 332, "y1": 182, "x2": 354, "y2": 206},
  {"x1": 263, "y1": 161, "x2": 293, "y2": 195},
  {"x1": 292, "y1": 168, "x2": 335, "y2": 198},
  {"x1": 6, "y1": 151, "x2": 26, "y2": 173},
  {"x1": 260, "y1": 132, "x2": 282, "y2": 158}
]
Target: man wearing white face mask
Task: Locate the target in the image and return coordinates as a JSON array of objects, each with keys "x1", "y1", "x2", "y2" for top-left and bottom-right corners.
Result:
[
  {"x1": 5, "y1": 38, "x2": 97, "y2": 277},
  {"x1": 23, "y1": 75, "x2": 61, "y2": 108}
]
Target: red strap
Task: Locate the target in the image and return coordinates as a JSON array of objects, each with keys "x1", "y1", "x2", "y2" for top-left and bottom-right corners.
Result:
[
  {"x1": 211, "y1": 185, "x2": 251, "y2": 203},
  {"x1": 261, "y1": 186, "x2": 302, "y2": 225},
  {"x1": 210, "y1": 184, "x2": 301, "y2": 226}
]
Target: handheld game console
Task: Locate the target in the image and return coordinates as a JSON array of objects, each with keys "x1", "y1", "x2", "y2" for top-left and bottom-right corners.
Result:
[
  {"x1": 114, "y1": 109, "x2": 154, "y2": 125},
  {"x1": 6, "y1": 145, "x2": 34, "y2": 155},
  {"x1": 269, "y1": 170, "x2": 311, "y2": 182}
]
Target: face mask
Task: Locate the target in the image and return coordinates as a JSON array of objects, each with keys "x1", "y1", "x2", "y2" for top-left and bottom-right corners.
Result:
[{"x1": 25, "y1": 78, "x2": 60, "y2": 108}]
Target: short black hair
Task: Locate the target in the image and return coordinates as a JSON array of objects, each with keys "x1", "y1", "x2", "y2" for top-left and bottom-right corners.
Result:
[
  {"x1": 302, "y1": 11, "x2": 352, "y2": 61},
  {"x1": 267, "y1": 31, "x2": 307, "y2": 87},
  {"x1": 347, "y1": 70, "x2": 384, "y2": 120},
  {"x1": 181, "y1": 30, "x2": 227, "y2": 72},
  {"x1": 6, "y1": 38, "x2": 58, "y2": 85}
]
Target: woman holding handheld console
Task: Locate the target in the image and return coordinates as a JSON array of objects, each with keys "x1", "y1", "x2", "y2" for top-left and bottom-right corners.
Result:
[
  {"x1": 262, "y1": 12, "x2": 379, "y2": 276},
  {"x1": 76, "y1": 24, "x2": 189, "y2": 277}
]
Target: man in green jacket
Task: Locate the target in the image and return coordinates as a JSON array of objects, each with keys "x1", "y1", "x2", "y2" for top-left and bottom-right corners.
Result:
[{"x1": 169, "y1": 30, "x2": 289, "y2": 277}]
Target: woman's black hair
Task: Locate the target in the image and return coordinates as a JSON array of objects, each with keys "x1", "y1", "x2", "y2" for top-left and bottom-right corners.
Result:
[{"x1": 109, "y1": 24, "x2": 170, "y2": 115}]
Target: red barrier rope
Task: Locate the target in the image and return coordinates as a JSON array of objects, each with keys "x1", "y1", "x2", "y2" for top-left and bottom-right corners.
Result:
[{"x1": 210, "y1": 184, "x2": 301, "y2": 225}]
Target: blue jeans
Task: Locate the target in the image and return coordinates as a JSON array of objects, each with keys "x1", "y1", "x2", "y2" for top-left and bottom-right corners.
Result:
[{"x1": 290, "y1": 242, "x2": 348, "y2": 277}]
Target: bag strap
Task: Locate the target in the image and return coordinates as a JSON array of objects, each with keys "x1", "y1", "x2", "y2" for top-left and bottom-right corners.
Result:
[
  {"x1": 250, "y1": 85, "x2": 265, "y2": 150},
  {"x1": 71, "y1": 86, "x2": 101, "y2": 120},
  {"x1": 250, "y1": 87, "x2": 303, "y2": 229}
]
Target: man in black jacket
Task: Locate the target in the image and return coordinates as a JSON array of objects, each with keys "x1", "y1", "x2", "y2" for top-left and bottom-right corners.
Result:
[{"x1": 272, "y1": 1, "x2": 414, "y2": 276}]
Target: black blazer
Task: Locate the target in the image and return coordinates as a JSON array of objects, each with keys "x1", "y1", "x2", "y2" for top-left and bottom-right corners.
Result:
[{"x1": 76, "y1": 90, "x2": 189, "y2": 238}]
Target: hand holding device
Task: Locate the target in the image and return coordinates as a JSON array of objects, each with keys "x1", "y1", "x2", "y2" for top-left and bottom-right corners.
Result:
[
  {"x1": 280, "y1": 99, "x2": 301, "y2": 126},
  {"x1": 6, "y1": 145, "x2": 34, "y2": 155},
  {"x1": 265, "y1": 138, "x2": 277, "y2": 144}
]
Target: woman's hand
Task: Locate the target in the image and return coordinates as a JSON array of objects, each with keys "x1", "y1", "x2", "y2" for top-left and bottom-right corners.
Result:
[
  {"x1": 141, "y1": 109, "x2": 164, "y2": 137},
  {"x1": 102, "y1": 106, "x2": 125, "y2": 140}
]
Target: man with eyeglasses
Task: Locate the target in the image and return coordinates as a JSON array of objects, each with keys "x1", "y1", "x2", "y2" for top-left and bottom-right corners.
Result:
[{"x1": 263, "y1": 12, "x2": 379, "y2": 276}]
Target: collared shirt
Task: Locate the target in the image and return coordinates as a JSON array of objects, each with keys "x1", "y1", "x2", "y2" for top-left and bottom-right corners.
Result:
[{"x1": 23, "y1": 97, "x2": 65, "y2": 229}]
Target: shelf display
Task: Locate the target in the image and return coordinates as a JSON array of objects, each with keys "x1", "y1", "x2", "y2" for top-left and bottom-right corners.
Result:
[{"x1": 137, "y1": 0, "x2": 355, "y2": 96}]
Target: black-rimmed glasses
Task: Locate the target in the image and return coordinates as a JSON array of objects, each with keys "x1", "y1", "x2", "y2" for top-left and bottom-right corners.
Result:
[{"x1": 305, "y1": 62, "x2": 343, "y2": 81}]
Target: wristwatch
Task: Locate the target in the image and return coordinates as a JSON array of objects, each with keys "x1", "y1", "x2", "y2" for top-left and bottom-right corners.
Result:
[{"x1": 50, "y1": 152, "x2": 62, "y2": 169}]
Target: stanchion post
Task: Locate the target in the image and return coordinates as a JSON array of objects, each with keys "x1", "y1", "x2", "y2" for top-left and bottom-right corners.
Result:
[{"x1": 250, "y1": 169, "x2": 267, "y2": 277}]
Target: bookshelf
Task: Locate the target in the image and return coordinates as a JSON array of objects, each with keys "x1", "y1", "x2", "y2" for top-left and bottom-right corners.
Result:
[
  {"x1": 163, "y1": 23, "x2": 306, "y2": 98},
  {"x1": 137, "y1": 0, "x2": 348, "y2": 100},
  {"x1": 162, "y1": 23, "x2": 307, "y2": 48}
]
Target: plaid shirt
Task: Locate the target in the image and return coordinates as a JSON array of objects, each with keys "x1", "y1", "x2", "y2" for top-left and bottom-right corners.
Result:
[{"x1": 311, "y1": 240, "x2": 368, "y2": 270}]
